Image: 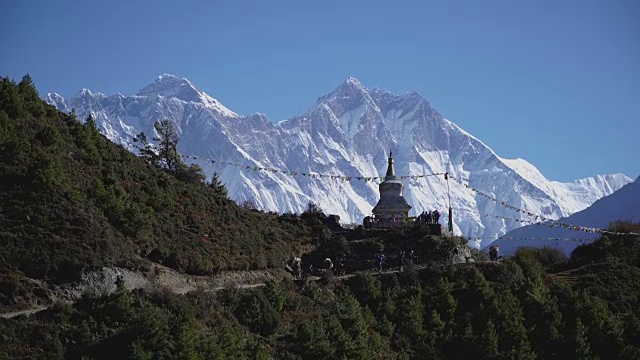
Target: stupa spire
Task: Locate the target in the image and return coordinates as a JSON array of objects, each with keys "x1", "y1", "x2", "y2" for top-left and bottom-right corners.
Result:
[{"x1": 385, "y1": 150, "x2": 395, "y2": 178}]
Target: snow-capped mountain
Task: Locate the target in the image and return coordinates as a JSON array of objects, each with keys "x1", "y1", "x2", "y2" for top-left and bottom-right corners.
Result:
[
  {"x1": 489, "y1": 176, "x2": 640, "y2": 255},
  {"x1": 45, "y1": 74, "x2": 632, "y2": 242}
]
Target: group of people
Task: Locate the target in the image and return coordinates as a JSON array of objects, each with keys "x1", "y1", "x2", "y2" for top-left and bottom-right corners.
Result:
[
  {"x1": 322, "y1": 257, "x2": 346, "y2": 276},
  {"x1": 289, "y1": 256, "x2": 345, "y2": 279},
  {"x1": 417, "y1": 209, "x2": 441, "y2": 224},
  {"x1": 291, "y1": 244, "x2": 499, "y2": 279},
  {"x1": 375, "y1": 249, "x2": 417, "y2": 273},
  {"x1": 290, "y1": 250, "x2": 419, "y2": 279},
  {"x1": 396, "y1": 249, "x2": 417, "y2": 271}
]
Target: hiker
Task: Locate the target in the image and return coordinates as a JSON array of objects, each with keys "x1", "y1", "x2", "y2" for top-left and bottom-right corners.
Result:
[
  {"x1": 398, "y1": 250, "x2": 405, "y2": 271},
  {"x1": 433, "y1": 209, "x2": 441, "y2": 224},
  {"x1": 426, "y1": 211, "x2": 433, "y2": 224},
  {"x1": 376, "y1": 253, "x2": 386, "y2": 272},
  {"x1": 408, "y1": 250, "x2": 415, "y2": 264},
  {"x1": 324, "y1": 257, "x2": 334, "y2": 271},
  {"x1": 489, "y1": 246, "x2": 500, "y2": 262},
  {"x1": 115, "y1": 274, "x2": 124, "y2": 288},
  {"x1": 292, "y1": 257, "x2": 302, "y2": 279},
  {"x1": 335, "y1": 258, "x2": 345, "y2": 276}
]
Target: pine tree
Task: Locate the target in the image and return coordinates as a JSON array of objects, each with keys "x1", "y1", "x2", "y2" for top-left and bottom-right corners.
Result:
[
  {"x1": 133, "y1": 131, "x2": 157, "y2": 165},
  {"x1": 18, "y1": 74, "x2": 46, "y2": 117},
  {"x1": 84, "y1": 114, "x2": 102, "y2": 143},
  {"x1": 0, "y1": 77, "x2": 25, "y2": 119},
  {"x1": 176, "y1": 162, "x2": 206, "y2": 185},
  {"x1": 85, "y1": 114, "x2": 97, "y2": 130},
  {"x1": 153, "y1": 119, "x2": 180, "y2": 172},
  {"x1": 149, "y1": 119, "x2": 205, "y2": 184},
  {"x1": 478, "y1": 320, "x2": 500, "y2": 358},
  {"x1": 208, "y1": 171, "x2": 228, "y2": 198}
]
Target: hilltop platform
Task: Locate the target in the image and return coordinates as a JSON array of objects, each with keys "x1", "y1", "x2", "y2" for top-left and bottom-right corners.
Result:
[{"x1": 364, "y1": 218, "x2": 444, "y2": 235}]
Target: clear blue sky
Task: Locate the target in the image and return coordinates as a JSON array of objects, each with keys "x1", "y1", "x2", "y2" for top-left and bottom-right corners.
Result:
[{"x1": 2, "y1": 0, "x2": 638, "y2": 182}]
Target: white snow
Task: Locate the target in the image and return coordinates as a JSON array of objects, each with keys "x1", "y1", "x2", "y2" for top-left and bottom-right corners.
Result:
[
  {"x1": 44, "y1": 74, "x2": 633, "y2": 241},
  {"x1": 136, "y1": 74, "x2": 239, "y2": 118}
]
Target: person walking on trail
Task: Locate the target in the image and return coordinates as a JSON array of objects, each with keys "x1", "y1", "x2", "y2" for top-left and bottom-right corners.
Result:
[
  {"x1": 489, "y1": 246, "x2": 500, "y2": 262},
  {"x1": 292, "y1": 257, "x2": 302, "y2": 280},
  {"x1": 426, "y1": 211, "x2": 433, "y2": 224},
  {"x1": 324, "y1": 258, "x2": 334, "y2": 272},
  {"x1": 376, "y1": 254, "x2": 385, "y2": 272},
  {"x1": 433, "y1": 209, "x2": 441, "y2": 224},
  {"x1": 408, "y1": 250, "x2": 416, "y2": 265},
  {"x1": 335, "y1": 258, "x2": 345, "y2": 277},
  {"x1": 398, "y1": 250, "x2": 406, "y2": 271}
]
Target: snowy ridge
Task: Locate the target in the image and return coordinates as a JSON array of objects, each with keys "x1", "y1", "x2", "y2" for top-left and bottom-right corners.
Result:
[
  {"x1": 136, "y1": 74, "x2": 239, "y2": 118},
  {"x1": 492, "y1": 176, "x2": 640, "y2": 255},
  {"x1": 45, "y1": 74, "x2": 633, "y2": 242}
]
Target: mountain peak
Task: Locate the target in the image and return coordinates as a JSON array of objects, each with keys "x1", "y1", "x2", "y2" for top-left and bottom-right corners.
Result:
[
  {"x1": 47, "y1": 92, "x2": 65, "y2": 102},
  {"x1": 136, "y1": 74, "x2": 239, "y2": 117},
  {"x1": 344, "y1": 76, "x2": 363, "y2": 86},
  {"x1": 76, "y1": 88, "x2": 93, "y2": 97},
  {"x1": 157, "y1": 73, "x2": 180, "y2": 81},
  {"x1": 136, "y1": 74, "x2": 201, "y2": 101},
  {"x1": 46, "y1": 92, "x2": 70, "y2": 113},
  {"x1": 340, "y1": 76, "x2": 367, "y2": 92},
  {"x1": 73, "y1": 88, "x2": 106, "y2": 100},
  {"x1": 314, "y1": 76, "x2": 371, "y2": 106}
]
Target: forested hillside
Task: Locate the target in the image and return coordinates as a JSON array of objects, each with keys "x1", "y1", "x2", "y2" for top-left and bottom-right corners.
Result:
[
  {"x1": 0, "y1": 75, "x2": 326, "y2": 284},
  {"x1": 1, "y1": 75, "x2": 640, "y2": 359},
  {"x1": 2, "y1": 225, "x2": 640, "y2": 359}
]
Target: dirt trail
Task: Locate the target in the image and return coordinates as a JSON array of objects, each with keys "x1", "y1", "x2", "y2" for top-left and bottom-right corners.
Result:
[
  {"x1": 0, "y1": 306, "x2": 48, "y2": 319},
  {"x1": 0, "y1": 263, "x2": 277, "y2": 320},
  {"x1": 1, "y1": 259, "x2": 493, "y2": 320}
]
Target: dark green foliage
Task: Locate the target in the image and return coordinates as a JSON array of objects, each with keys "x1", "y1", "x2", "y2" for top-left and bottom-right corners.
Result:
[
  {"x1": 571, "y1": 222, "x2": 640, "y2": 267},
  {"x1": 153, "y1": 118, "x2": 180, "y2": 172},
  {"x1": 133, "y1": 131, "x2": 157, "y2": 164},
  {"x1": 515, "y1": 246, "x2": 569, "y2": 272},
  {"x1": 18, "y1": 74, "x2": 46, "y2": 117},
  {"x1": 175, "y1": 162, "x2": 206, "y2": 185},
  {"x1": 0, "y1": 76, "x2": 322, "y2": 284},
  {"x1": 2, "y1": 226, "x2": 640, "y2": 359},
  {"x1": 0, "y1": 77, "x2": 27, "y2": 119},
  {"x1": 137, "y1": 119, "x2": 207, "y2": 185},
  {"x1": 208, "y1": 171, "x2": 228, "y2": 198}
]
